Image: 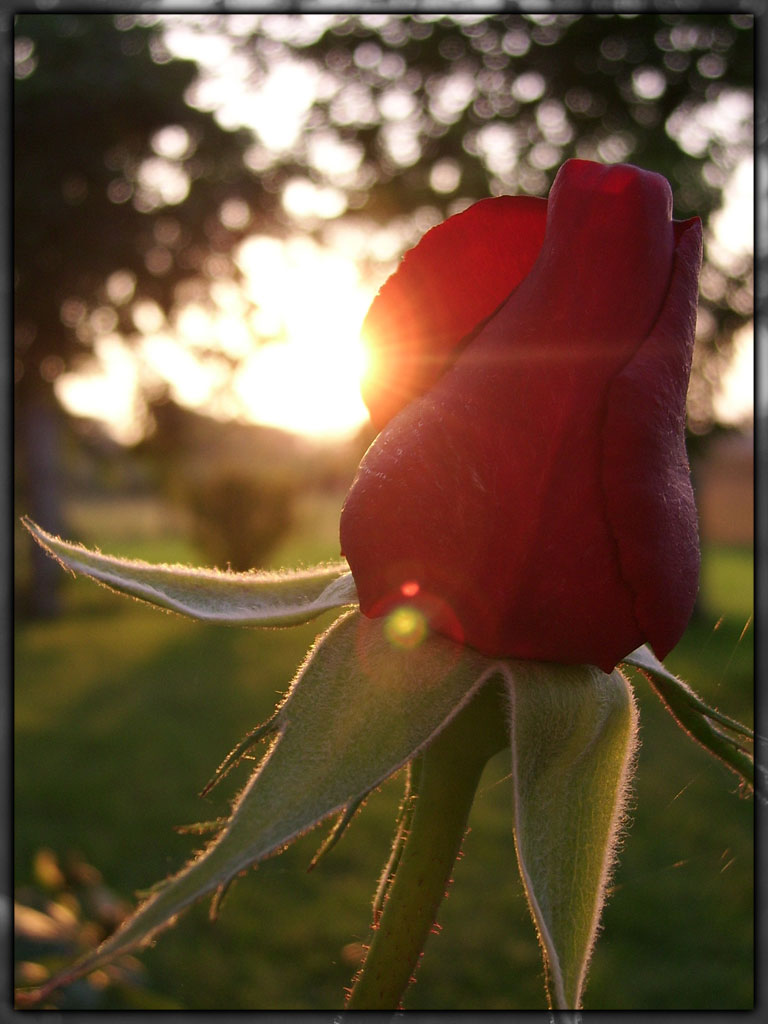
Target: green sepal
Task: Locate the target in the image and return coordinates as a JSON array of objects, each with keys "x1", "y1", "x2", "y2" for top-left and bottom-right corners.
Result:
[
  {"x1": 506, "y1": 662, "x2": 638, "y2": 1010},
  {"x1": 347, "y1": 661, "x2": 640, "y2": 1012},
  {"x1": 21, "y1": 517, "x2": 357, "y2": 626},
  {"x1": 24, "y1": 609, "x2": 499, "y2": 1004},
  {"x1": 622, "y1": 644, "x2": 753, "y2": 790}
]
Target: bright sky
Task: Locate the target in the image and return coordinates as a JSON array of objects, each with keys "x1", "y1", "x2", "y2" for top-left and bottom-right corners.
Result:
[{"x1": 54, "y1": 18, "x2": 754, "y2": 444}]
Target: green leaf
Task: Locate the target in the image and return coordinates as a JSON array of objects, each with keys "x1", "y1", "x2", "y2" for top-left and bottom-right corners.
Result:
[
  {"x1": 21, "y1": 517, "x2": 357, "y2": 626},
  {"x1": 25, "y1": 609, "x2": 499, "y2": 1003},
  {"x1": 506, "y1": 662, "x2": 638, "y2": 1010},
  {"x1": 623, "y1": 644, "x2": 753, "y2": 789}
]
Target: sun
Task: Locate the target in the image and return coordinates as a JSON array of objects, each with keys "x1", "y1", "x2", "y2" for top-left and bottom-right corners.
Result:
[
  {"x1": 232, "y1": 236, "x2": 374, "y2": 440},
  {"x1": 234, "y1": 329, "x2": 370, "y2": 440}
]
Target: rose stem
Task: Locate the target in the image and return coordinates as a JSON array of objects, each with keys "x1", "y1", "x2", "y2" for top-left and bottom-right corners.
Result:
[{"x1": 345, "y1": 677, "x2": 508, "y2": 1010}]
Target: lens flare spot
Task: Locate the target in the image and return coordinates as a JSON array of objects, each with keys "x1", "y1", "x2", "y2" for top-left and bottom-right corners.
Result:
[
  {"x1": 401, "y1": 580, "x2": 420, "y2": 597},
  {"x1": 385, "y1": 605, "x2": 428, "y2": 650}
]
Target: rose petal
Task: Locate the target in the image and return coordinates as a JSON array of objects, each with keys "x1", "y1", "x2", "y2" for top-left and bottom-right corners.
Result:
[
  {"x1": 602, "y1": 217, "x2": 702, "y2": 661},
  {"x1": 361, "y1": 195, "x2": 548, "y2": 429},
  {"x1": 504, "y1": 159, "x2": 676, "y2": 363}
]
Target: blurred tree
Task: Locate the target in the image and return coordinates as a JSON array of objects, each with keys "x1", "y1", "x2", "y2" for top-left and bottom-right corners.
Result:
[
  {"x1": 200, "y1": 9, "x2": 752, "y2": 432},
  {"x1": 14, "y1": 13, "x2": 259, "y2": 613}
]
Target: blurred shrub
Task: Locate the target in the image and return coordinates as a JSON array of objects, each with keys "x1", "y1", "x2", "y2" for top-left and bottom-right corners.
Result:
[{"x1": 180, "y1": 468, "x2": 294, "y2": 571}]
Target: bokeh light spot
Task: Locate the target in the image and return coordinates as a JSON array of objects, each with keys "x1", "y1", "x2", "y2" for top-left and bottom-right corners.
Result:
[{"x1": 385, "y1": 605, "x2": 428, "y2": 650}]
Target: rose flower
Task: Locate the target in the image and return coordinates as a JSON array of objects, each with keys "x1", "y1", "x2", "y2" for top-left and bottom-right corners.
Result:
[{"x1": 340, "y1": 160, "x2": 703, "y2": 673}]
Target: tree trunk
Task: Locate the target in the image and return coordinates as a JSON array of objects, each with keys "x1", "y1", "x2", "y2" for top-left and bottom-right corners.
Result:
[{"x1": 17, "y1": 387, "x2": 66, "y2": 617}]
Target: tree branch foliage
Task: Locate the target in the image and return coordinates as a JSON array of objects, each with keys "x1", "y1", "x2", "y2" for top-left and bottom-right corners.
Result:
[{"x1": 14, "y1": 11, "x2": 753, "y2": 433}]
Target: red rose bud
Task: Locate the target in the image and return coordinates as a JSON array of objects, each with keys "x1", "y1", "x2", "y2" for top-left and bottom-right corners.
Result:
[{"x1": 340, "y1": 160, "x2": 702, "y2": 673}]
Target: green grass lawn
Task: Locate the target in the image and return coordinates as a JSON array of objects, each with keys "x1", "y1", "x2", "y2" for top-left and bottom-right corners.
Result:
[{"x1": 14, "y1": 498, "x2": 754, "y2": 1010}]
